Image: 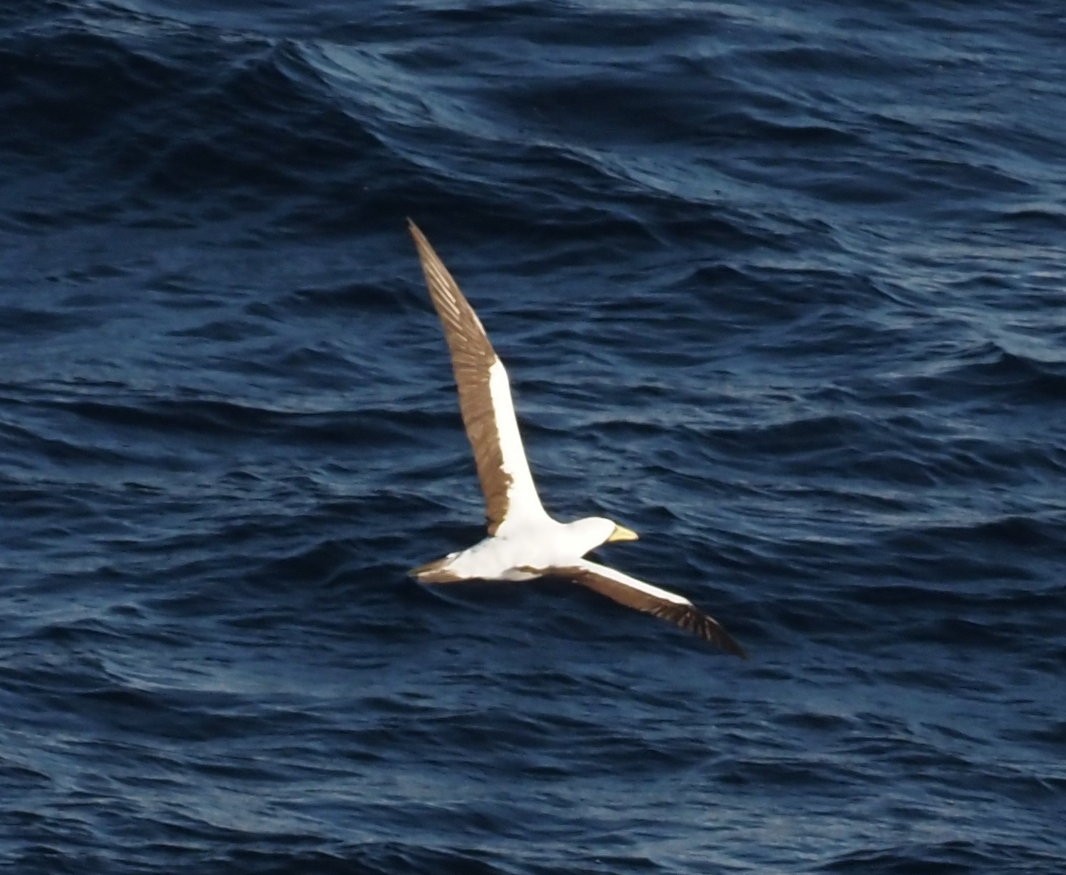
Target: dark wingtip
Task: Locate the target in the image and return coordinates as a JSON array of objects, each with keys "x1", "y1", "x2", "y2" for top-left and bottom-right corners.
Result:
[
  {"x1": 725, "y1": 637, "x2": 749, "y2": 660},
  {"x1": 707, "y1": 618, "x2": 747, "y2": 659},
  {"x1": 664, "y1": 604, "x2": 748, "y2": 658},
  {"x1": 407, "y1": 219, "x2": 434, "y2": 255}
]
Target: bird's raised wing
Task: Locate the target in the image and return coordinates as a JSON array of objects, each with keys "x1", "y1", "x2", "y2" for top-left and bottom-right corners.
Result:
[
  {"x1": 540, "y1": 559, "x2": 746, "y2": 656},
  {"x1": 408, "y1": 220, "x2": 548, "y2": 535}
]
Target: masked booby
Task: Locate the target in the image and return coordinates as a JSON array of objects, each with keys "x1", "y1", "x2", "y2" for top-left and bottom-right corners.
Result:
[{"x1": 406, "y1": 220, "x2": 745, "y2": 657}]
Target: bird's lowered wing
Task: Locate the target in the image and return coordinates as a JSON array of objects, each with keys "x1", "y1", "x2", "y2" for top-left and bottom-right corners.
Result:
[{"x1": 538, "y1": 559, "x2": 746, "y2": 657}]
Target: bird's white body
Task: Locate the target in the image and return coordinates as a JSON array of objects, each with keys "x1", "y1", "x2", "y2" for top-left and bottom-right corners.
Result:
[{"x1": 429, "y1": 518, "x2": 623, "y2": 582}]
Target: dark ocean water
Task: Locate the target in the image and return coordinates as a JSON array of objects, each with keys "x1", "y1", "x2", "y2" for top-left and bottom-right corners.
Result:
[{"x1": 2, "y1": 1, "x2": 1065, "y2": 872}]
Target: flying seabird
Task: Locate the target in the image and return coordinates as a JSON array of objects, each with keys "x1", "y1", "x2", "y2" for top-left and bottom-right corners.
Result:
[{"x1": 406, "y1": 220, "x2": 745, "y2": 657}]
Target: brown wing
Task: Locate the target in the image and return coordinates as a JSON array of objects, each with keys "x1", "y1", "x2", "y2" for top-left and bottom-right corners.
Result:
[
  {"x1": 541, "y1": 560, "x2": 746, "y2": 657},
  {"x1": 408, "y1": 220, "x2": 546, "y2": 534}
]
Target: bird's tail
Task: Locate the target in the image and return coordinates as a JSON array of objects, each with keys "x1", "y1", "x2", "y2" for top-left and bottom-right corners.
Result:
[{"x1": 408, "y1": 556, "x2": 465, "y2": 583}]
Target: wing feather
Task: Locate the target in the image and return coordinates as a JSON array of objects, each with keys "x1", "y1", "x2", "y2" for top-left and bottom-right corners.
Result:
[
  {"x1": 542, "y1": 559, "x2": 746, "y2": 657},
  {"x1": 408, "y1": 220, "x2": 547, "y2": 534}
]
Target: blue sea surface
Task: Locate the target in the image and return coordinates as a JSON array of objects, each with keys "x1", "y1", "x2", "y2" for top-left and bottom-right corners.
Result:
[{"x1": 2, "y1": 1, "x2": 1065, "y2": 872}]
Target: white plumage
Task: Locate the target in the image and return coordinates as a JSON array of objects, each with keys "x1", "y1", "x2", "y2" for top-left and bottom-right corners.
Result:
[{"x1": 406, "y1": 220, "x2": 745, "y2": 657}]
